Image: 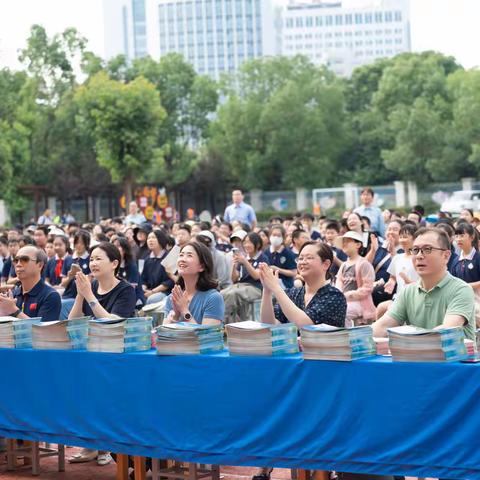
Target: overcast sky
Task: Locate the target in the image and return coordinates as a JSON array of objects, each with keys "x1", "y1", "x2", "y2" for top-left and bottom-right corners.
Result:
[{"x1": 0, "y1": 0, "x2": 478, "y2": 70}]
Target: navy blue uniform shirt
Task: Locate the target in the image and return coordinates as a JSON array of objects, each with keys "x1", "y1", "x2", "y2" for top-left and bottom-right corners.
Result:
[
  {"x1": 119, "y1": 261, "x2": 146, "y2": 306},
  {"x1": 237, "y1": 252, "x2": 269, "y2": 289},
  {"x1": 452, "y1": 249, "x2": 480, "y2": 284},
  {"x1": 61, "y1": 254, "x2": 90, "y2": 299},
  {"x1": 13, "y1": 279, "x2": 62, "y2": 322},
  {"x1": 141, "y1": 252, "x2": 174, "y2": 293},
  {"x1": 82, "y1": 279, "x2": 137, "y2": 318},
  {"x1": 262, "y1": 247, "x2": 297, "y2": 289}
]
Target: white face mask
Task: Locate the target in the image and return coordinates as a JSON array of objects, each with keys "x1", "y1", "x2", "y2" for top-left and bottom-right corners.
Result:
[{"x1": 270, "y1": 236, "x2": 283, "y2": 248}]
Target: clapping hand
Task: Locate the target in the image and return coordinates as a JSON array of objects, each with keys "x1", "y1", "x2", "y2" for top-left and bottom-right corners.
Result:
[
  {"x1": 0, "y1": 290, "x2": 18, "y2": 316},
  {"x1": 171, "y1": 285, "x2": 189, "y2": 318},
  {"x1": 75, "y1": 271, "x2": 93, "y2": 300},
  {"x1": 370, "y1": 233, "x2": 379, "y2": 253},
  {"x1": 259, "y1": 263, "x2": 280, "y2": 294}
]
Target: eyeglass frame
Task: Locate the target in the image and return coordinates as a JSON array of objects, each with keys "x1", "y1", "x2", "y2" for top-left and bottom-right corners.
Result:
[
  {"x1": 408, "y1": 246, "x2": 447, "y2": 256},
  {"x1": 12, "y1": 255, "x2": 39, "y2": 265}
]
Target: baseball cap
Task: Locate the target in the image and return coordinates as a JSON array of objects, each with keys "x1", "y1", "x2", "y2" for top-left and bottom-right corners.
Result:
[
  {"x1": 341, "y1": 231, "x2": 364, "y2": 243},
  {"x1": 230, "y1": 229, "x2": 248, "y2": 241}
]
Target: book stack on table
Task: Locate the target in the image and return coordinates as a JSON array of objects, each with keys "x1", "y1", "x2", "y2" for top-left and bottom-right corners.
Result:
[
  {"x1": 300, "y1": 324, "x2": 376, "y2": 361},
  {"x1": 388, "y1": 325, "x2": 468, "y2": 362},
  {"x1": 226, "y1": 321, "x2": 299, "y2": 356},
  {"x1": 32, "y1": 318, "x2": 89, "y2": 350},
  {"x1": 88, "y1": 317, "x2": 153, "y2": 353},
  {"x1": 155, "y1": 322, "x2": 224, "y2": 355},
  {"x1": 0, "y1": 317, "x2": 41, "y2": 348}
]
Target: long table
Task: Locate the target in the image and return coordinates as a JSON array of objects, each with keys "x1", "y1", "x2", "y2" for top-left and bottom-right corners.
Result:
[{"x1": 0, "y1": 349, "x2": 478, "y2": 479}]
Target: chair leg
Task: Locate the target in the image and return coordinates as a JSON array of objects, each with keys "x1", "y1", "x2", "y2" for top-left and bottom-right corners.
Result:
[
  {"x1": 188, "y1": 462, "x2": 197, "y2": 480},
  {"x1": 297, "y1": 470, "x2": 310, "y2": 480},
  {"x1": 6, "y1": 439, "x2": 15, "y2": 471},
  {"x1": 116, "y1": 454, "x2": 129, "y2": 480},
  {"x1": 133, "y1": 456, "x2": 146, "y2": 480},
  {"x1": 151, "y1": 458, "x2": 160, "y2": 479},
  {"x1": 312, "y1": 472, "x2": 330, "y2": 480},
  {"x1": 31, "y1": 441, "x2": 40, "y2": 476},
  {"x1": 58, "y1": 444, "x2": 65, "y2": 472},
  {"x1": 211, "y1": 464, "x2": 220, "y2": 480}
]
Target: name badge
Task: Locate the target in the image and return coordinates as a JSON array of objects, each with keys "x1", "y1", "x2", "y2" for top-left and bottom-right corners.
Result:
[{"x1": 468, "y1": 263, "x2": 474, "y2": 270}]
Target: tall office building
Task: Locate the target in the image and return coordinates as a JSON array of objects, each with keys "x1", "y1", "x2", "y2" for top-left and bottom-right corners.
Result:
[
  {"x1": 279, "y1": 0, "x2": 411, "y2": 76},
  {"x1": 103, "y1": 0, "x2": 148, "y2": 60},
  {"x1": 145, "y1": 0, "x2": 278, "y2": 79}
]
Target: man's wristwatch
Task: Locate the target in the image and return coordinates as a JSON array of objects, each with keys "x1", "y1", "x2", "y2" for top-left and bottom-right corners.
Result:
[
  {"x1": 182, "y1": 312, "x2": 192, "y2": 321},
  {"x1": 11, "y1": 308, "x2": 21, "y2": 318}
]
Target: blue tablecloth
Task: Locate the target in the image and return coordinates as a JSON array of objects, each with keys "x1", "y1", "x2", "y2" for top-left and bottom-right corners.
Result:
[{"x1": 0, "y1": 349, "x2": 478, "y2": 479}]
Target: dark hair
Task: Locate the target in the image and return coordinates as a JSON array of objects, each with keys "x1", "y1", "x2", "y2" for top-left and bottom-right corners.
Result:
[
  {"x1": 435, "y1": 222, "x2": 455, "y2": 240},
  {"x1": 219, "y1": 222, "x2": 232, "y2": 232},
  {"x1": 270, "y1": 224, "x2": 286, "y2": 238},
  {"x1": 298, "y1": 241, "x2": 334, "y2": 280},
  {"x1": 361, "y1": 215, "x2": 371, "y2": 227},
  {"x1": 0, "y1": 237, "x2": 7, "y2": 247},
  {"x1": 268, "y1": 216, "x2": 283, "y2": 224},
  {"x1": 74, "y1": 230, "x2": 91, "y2": 250},
  {"x1": 114, "y1": 237, "x2": 134, "y2": 265},
  {"x1": 413, "y1": 205, "x2": 425, "y2": 216},
  {"x1": 414, "y1": 227, "x2": 451, "y2": 251},
  {"x1": 166, "y1": 235, "x2": 176, "y2": 249},
  {"x1": 148, "y1": 229, "x2": 169, "y2": 250},
  {"x1": 300, "y1": 213, "x2": 315, "y2": 222},
  {"x1": 53, "y1": 235, "x2": 72, "y2": 255},
  {"x1": 96, "y1": 233, "x2": 109, "y2": 243},
  {"x1": 8, "y1": 238, "x2": 19, "y2": 246},
  {"x1": 89, "y1": 241, "x2": 121, "y2": 275},
  {"x1": 361, "y1": 187, "x2": 375, "y2": 196},
  {"x1": 409, "y1": 211, "x2": 422, "y2": 221},
  {"x1": 20, "y1": 235, "x2": 35, "y2": 246},
  {"x1": 199, "y1": 221, "x2": 211, "y2": 231},
  {"x1": 178, "y1": 242, "x2": 218, "y2": 291},
  {"x1": 292, "y1": 229, "x2": 307, "y2": 242},
  {"x1": 455, "y1": 222, "x2": 479, "y2": 250},
  {"x1": 178, "y1": 223, "x2": 192, "y2": 234},
  {"x1": 325, "y1": 221, "x2": 340, "y2": 233},
  {"x1": 399, "y1": 224, "x2": 417, "y2": 237},
  {"x1": 35, "y1": 226, "x2": 49, "y2": 236},
  {"x1": 244, "y1": 232, "x2": 263, "y2": 252},
  {"x1": 112, "y1": 217, "x2": 123, "y2": 225}
]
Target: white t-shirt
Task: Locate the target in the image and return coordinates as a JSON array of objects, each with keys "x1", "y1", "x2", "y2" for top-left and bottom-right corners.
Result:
[{"x1": 387, "y1": 253, "x2": 419, "y2": 293}]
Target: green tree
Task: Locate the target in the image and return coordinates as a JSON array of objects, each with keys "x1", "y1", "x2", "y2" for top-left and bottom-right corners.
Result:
[
  {"x1": 208, "y1": 56, "x2": 347, "y2": 190},
  {"x1": 75, "y1": 72, "x2": 166, "y2": 205}
]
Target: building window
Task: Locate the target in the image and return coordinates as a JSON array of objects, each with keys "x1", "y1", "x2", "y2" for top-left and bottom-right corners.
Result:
[
  {"x1": 355, "y1": 13, "x2": 363, "y2": 24},
  {"x1": 296, "y1": 17, "x2": 303, "y2": 28},
  {"x1": 306, "y1": 17, "x2": 313, "y2": 27},
  {"x1": 335, "y1": 14, "x2": 343, "y2": 26},
  {"x1": 345, "y1": 14, "x2": 352, "y2": 25},
  {"x1": 385, "y1": 11, "x2": 393, "y2": 22},
  {"x1": 394, "y1": 11, "x2": 402, "y2": 22},
  {"x1": 375, "y1": 12, "x2": 383, "y2": 23},
  {"x1": 286, "y1": 18, "x2": 293, "y2": 28},
  {"x1": 316, "y1": 16, "x2": 323, "y2": 26},
  {"x1": 326, "y1": 15, "x2": 333, "y2": 26},
  {"x1": 365, "y1": 13, "x2": 372, "y2": 24}
]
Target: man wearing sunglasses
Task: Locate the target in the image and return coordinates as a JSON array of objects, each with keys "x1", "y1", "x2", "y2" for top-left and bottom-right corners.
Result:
[
  {"x1": 0, "y1": 246, "x2": 61, "y2": 322},
  {"x1": 373, "y1": 228, "x2": 475, "y2": 342}
]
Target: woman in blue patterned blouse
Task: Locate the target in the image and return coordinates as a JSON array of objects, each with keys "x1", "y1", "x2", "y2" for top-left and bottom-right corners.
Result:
[{"x1": 259, "y1": 241, "x2": 346, "y2": 327}]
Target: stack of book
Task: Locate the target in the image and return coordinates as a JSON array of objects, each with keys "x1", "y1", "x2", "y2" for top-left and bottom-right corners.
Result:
[
  {"x1": 300, "y1": 324, "x2": 376, "y2": 361},
  {"x1": 87, "y1": 317, "x2": 153, "y2": 353},
  {"x1": 226, "y1": 321, "x2": 299, "y2": 356},
  {"x1": 32, "y1": 318, "x2": 89, "y2": 350},
  {"x1": 388, "y1": 325, "x2": 467, "y2": 362},
  {"x1": 156, "y1": 322, "x2": 224, "y2": 355},
  {"x1": 0, "y1": 317, "x2": 41, "y2": 348},
  {"x1": 465, "y1": 339, "x2": 476, "y2": 358}
]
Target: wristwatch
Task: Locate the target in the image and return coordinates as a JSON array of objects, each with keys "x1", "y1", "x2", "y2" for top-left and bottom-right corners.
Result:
[
  {"x1": 89, "y1": 300, "x2": 99, "y2": 309},
  {"x1": 11, "y1": 308, "x2": 21, "y2": 318},
  {"x1": 182, "y1": 312, "x2": 192, "y2": 321}
]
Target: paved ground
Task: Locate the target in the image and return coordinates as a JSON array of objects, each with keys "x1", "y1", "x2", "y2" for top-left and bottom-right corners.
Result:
[{"x1": 0, "y1": 447, "x2": 434, "y2": 480}]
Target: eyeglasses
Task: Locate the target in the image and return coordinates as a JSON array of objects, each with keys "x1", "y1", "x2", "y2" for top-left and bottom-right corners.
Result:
[
  {"x1": 13, "y1": 255, "x2": 38, "y2": 265},
  {"x1": 408, "y1": 246, "x2": 446, "y2": 256},
  {"x1": 296, "y1": 255, "x2": 318, "y2": 264}
]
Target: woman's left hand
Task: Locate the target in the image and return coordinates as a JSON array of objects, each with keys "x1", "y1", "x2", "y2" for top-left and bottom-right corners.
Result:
[
  {"x1": 259, "y1": 263, "x2": 280, "y2": 294},
  {"x1": 75, "y1": 272, "x2": 93, "y2": 300}
]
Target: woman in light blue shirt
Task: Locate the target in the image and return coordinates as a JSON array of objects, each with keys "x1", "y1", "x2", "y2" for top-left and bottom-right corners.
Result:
[{"x1": 164, "y1": 242, "x2": 224, "y2": 325}]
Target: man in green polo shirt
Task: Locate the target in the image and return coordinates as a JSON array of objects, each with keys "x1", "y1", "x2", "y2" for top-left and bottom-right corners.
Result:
[{"x1": 373, "y1": 227, "x2": 475, "y2": 340}]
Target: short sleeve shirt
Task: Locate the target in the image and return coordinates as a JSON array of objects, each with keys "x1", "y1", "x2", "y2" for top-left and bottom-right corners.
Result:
[
  {"x1": 164, "y1": 289, "x2": 225, "y2": 324},
  {"x1": 388, "y1": 273, "x2": 475, "y2": 340},
  {"x1": 262, "y1": 247, "x2": 297, "y2": 289},
  {"x1": 13, "y1": 279, "x2": 62, "y2": 322},
  {"x1": 275, "y1": 284, "x2": 346, "y2": 327}
]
